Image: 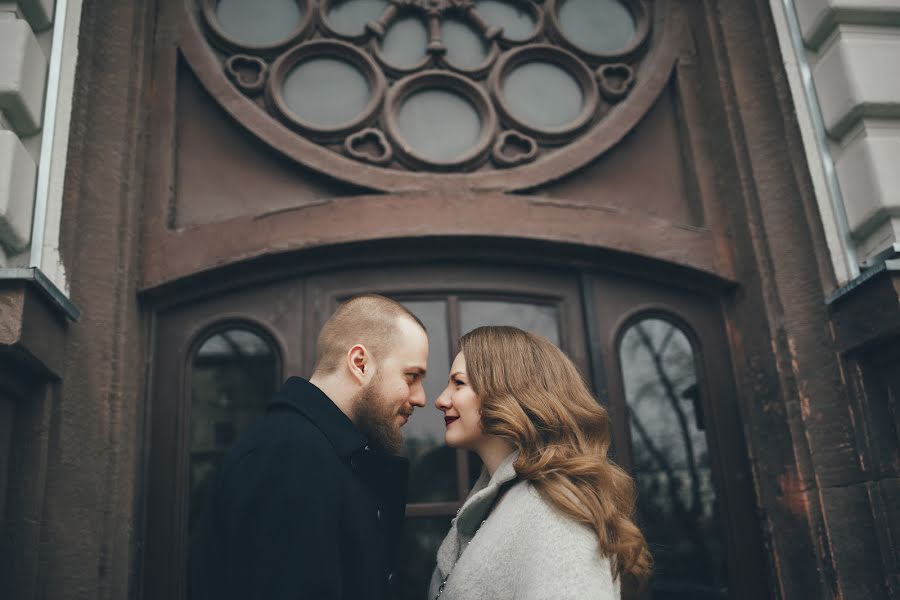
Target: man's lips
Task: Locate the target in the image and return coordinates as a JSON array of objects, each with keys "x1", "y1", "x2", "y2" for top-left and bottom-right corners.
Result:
[{"x1": 444, "y1": 416, "x2": 459, "y2": 427}]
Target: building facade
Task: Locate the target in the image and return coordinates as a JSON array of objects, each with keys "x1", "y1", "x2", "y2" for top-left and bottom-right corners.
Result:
[{"x1": 1, "y1": 0, "x2": 898, "y2": 599}]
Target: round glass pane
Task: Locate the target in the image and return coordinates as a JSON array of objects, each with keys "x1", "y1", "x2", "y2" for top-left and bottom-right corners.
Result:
[
  {"x1": 396, "y1": 88, "x2": 482, "y2": 162},
  {"x1": 215, "y1": 0, "x2": 303, "y2": 46},
  {"x1": 327, "y1": 0, "x2": 388, "y2": 36},
  {"x1": 557, "y1": 0, "x2": 636, "y2": 54},
  {"x1": 502, "y1": 62, "x2": 584, "y2": 128},
  {"x1": 441, "y1": 19, "x2": 489, "y2": 70},
  {"x1": 380, "y1": 16, "x2": 428, "y2": 68},
  {"x1": 282, "y1": 57, "x2": 371, "y2": 127},
  {"x1": 475, "y1": 0, "x2": 536, "y2": 41}
]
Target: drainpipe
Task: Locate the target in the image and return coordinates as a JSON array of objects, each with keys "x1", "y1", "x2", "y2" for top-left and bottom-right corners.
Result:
[
  {"x1": 29, "y1": 0, "x2": 69, "y2": 271},
  {"x1": 779, "y1": 0, "x2": 860, "y2": 279}
]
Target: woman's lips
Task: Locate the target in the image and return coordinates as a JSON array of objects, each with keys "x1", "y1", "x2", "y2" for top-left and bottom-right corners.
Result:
[{"x1": 444, "y1": 416, "x2": 459, "y2": 427}]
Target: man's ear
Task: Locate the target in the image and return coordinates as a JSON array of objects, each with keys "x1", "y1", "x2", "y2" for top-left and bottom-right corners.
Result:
[{"x1": 346, "y1": 344, "x2": 371, "y2": 385}]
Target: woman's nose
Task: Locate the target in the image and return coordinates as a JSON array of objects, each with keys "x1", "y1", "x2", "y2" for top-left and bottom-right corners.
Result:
[{"x1": 434, "y1": 386, "x2": 451, "y2": 410}]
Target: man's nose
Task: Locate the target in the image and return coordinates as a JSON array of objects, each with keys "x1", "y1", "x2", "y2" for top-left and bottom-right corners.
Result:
[{"x1": 410, "y1": 384, "x2": 427, "y2": 407}]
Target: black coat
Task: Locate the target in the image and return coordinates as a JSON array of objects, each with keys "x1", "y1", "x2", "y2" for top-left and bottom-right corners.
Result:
[{"x1": 188, "y1": 377, "x2": 409, "y2": 600}]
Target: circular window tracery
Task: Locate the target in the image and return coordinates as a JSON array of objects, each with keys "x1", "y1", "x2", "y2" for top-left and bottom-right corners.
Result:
[{"x1": 194, "y1": 0, "x2": 656, "y2": 174}]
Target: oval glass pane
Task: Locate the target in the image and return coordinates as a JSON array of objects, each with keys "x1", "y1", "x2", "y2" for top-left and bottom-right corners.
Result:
[
  {"x1": 215, "y1": 0, "x2": 303, "y2": 46},
  {"x1": 502, "y1": 61, "x2": 584, "y2": 128},
  {"x1": 327, "y1": 0, "x2": 388, "y2": 36},
  {"x1": 557, "y1": 0, "x2": 636, "y2": 54},
  {"x1": 460, "y1": 299, "x2": 560, "y2": 347},
  {"x1": 282, "y1": 57, "x2": 371, "y2": 127},
  {"x1": 380, "y1": 15, "x2": 428, "y2": 68},
  {"x1": 475, "y1": 0, "x2": 536, "y2": 41},
  {"x1": 619, "y1": 319, "x2": 730, "y2": 597},
  {"x1": 399, "y1": 300, "x2": 457, "y2": 503},
  {"x1": 441, "y1": 18, "x2": 489, "y2": 70},
  {"x1": 189, "y1": 328, "x2": 278, "y2": 532},
  {"x1": 396, "y1": 88, "x2": 482, "y2": 162}
]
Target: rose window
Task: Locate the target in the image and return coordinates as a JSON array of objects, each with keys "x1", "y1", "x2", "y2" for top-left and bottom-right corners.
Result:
[{"x1": 196, "y1": 0, "x2": 654, "y2": 172}]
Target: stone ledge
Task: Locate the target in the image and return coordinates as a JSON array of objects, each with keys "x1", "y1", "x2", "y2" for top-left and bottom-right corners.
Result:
[
  {"x1": 17, "y1": 0, "x2": 56, "y2": 32},
  {"x1": 827, "y1": 256, "x2": 900, "y2": 352},
  {"x1": 0, "y1": 268, "x2": 78, "y2": 382},
  {"x1": 0, "y1": 131, "x2": 37, "y2": 252},
  {"x1": 813, "y1": 26, "x2": 900, "y2": 138},
  {"x1": 798, "y1": 1, "x2": 900, "y2": 51},
  {"x1": 0, "y1": 17, "x2": 48, "y2": 135}
]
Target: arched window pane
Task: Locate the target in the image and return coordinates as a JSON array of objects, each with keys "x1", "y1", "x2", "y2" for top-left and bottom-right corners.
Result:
[
  {"x1": 620, "y1": 318, "x2": 729, "y2": 599},
  {"x1": 216, "y1": 0, "x2": 303, "y2": 46},
  {"x1": 557, "y1": 0, "x2": 636, "y2": 54},
  {"x1": 441, "y1": 18, "x2": 489, "y2": 69},
  {"x1": 189, "y1": 328, "x2": 278, "y2": 532},
  {"x1": 475, "y1": 0, "x2": 536, "y2": 41},
  {"x1": 380, "y1": 16, "x2": 428, "y2": 68},
  {"x1": 327, "y1": 0, "x2": 389, "y2": 36}
]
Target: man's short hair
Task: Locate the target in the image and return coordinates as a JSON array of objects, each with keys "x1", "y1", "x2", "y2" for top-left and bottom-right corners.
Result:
[{"x1": 312, "y1": 294, "x2": 426, "y2": 375}]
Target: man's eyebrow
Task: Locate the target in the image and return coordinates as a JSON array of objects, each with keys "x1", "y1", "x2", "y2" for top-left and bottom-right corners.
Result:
[{"x1": 407, "y1": 366, "x2": 427, "y2": 376}]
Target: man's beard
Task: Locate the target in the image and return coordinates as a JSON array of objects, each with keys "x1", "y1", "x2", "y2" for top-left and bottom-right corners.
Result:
[{"x1": 352, "y1": 376, "x2": 404, "y2": 455}]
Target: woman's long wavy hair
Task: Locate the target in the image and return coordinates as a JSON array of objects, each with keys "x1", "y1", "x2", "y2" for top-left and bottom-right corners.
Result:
[{"x1": 460, "y1": 325, "x2": 652, "y2": 583}]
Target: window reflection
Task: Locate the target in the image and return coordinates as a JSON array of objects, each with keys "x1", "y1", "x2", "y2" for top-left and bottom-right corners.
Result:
[
  {"x1": 460, "y1": 299, "x2": 560, "y2": 346},
  {"x1": 620, "y1": 318, "x2": 728, "y2": 599},
  {"x1": 400, "y1": 301, "x2": 457, "y2": 503},
  {"x1": 396, "y1": 516, "x2": 453, "y2": 600},
  {"x1": 188, "y1": 328, "x2": 278, "y2": 532}
]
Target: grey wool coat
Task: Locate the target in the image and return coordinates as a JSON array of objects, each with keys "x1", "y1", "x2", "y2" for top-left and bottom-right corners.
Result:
[{"x1": 428, "y1": 451, "x2": 620, "y2": 600}]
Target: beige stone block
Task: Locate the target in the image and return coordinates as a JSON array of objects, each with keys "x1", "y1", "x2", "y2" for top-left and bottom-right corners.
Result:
[
  {"x1": 795, "y1": 0, "x2": 900, "y2": 49},
  {"x1": 835, "y1": 121, "x2": 900, "y2": 257},
  {"x1": 813, "y1": 26, "x2": 900, "y2": 138},
  {"x1": 0, "y1": 18, "x2": 48, "y2": 135},
  {"x1": 17, "y1": 0, "x2": 56, "y2": 31},
  {"x1": 0, "y1": 130, "x2": 37, "y2": 252}
]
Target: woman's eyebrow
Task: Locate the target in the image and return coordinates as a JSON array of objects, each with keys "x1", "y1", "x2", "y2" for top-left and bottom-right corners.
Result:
[{"x1": 450, "y1": 371, "x2": 466, "y2": 379}]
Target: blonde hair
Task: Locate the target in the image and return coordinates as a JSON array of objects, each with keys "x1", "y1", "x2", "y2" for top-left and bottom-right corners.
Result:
[
  {"x1": 460, "y1": 325, "x2": 651, "y2": 583},
  {"x1": 313, "y1": 294, "x2": 425, "y2": 375}
]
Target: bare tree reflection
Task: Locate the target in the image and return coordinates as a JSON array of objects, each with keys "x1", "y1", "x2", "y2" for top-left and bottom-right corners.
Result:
[{"x1": 621, "y1": 319, "x2": 728, "y2": 599}]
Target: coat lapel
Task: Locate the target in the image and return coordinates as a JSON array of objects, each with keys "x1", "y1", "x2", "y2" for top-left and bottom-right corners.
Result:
[{"x1": 435, "y1": 451, "x2": 520, "y2": 578}]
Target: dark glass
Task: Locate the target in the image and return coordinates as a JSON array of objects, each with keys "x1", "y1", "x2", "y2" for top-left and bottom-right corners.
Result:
[
  {"x1": 620, "y1": 319, "x2": 729, "y2": 599},
  {"x1": 400, "y1": 300, "x2": 457, "y2": 502},
  {"x1": 557, "y1": 0, "x2": 636, "y2": 54},
  {"x1": 396, "y1": 88, "x2": 482, "y2": 161},
  {"x1": 475, "y1": 0, "x2": 536, "y2": 41},
  {"x1": 459, "y1": 299, "x2": 560, "y2": 346},
  {"x1": 215, "y1": 0, "x2": 303, "y2": 45},
  {"x1": 441, "y1": 18, "x2": 489, "y2": 70},
  {"x1": 502, "y1": 61, "x2": 584, "y2": 128},
  {"x1": 282, "y1": 57, "x2": 371, "y2": 126},
  {"x1": 188, "y1": 328, "x2": 278, "y2": 532},
  {"x1": 327, "y1": 0, "x2": 389, "y2": 36},
  {"x1": 380, "y1": 15, "x2": 428, "y2": 68},
  {"x1": 396, "y1": 516, "x2": 453, "y2": 600}
]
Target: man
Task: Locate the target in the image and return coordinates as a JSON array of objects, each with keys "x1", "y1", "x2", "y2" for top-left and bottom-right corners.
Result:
[{"x1": 188, "y1": 294, "x2": 429, "y2": 600}]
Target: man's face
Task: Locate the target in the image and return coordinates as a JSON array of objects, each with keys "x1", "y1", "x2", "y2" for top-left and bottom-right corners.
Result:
[{"x1": 353, "y1": 316, "x2": 428, "y2": 454}]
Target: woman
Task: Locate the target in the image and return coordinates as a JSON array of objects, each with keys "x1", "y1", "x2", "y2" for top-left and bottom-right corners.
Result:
[{"x1": 429, "y1": 326, "x2": 651, "y2": 600}]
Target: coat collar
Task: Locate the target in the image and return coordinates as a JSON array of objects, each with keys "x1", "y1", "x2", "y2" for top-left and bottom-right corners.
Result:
[
  {"x1": 268, "y1": 376, "x2": 368, "y2": 459},
  {"x1": 435, "y1": 450, "x2": 520, "y2": 577}
]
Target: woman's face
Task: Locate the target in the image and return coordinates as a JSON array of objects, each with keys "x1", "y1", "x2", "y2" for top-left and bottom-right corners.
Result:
[{"x1": 435, "y1": 352, "x2": 485, "y2": 450}]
